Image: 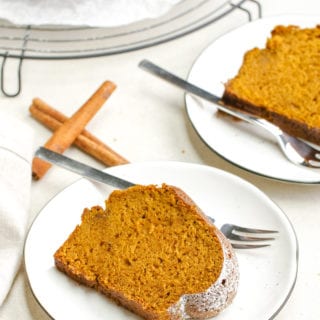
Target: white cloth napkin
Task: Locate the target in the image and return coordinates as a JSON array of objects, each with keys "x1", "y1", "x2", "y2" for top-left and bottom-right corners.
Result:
[
  {"x1": 0, "y1": 0, "x2": 182, "y2": 27},
  {"x1": 0, "y1": 111, "x2": 33, "y2": 306}
]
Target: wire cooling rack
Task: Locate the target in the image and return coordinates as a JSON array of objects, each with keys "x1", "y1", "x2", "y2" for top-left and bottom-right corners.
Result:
[{"x1": 0, "y1": 0, "x2": 261, "y2": 97}]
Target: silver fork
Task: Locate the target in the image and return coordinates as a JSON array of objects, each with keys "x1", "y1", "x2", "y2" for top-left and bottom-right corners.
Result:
[
  {"x1": 139, "y1": 59, "x2": 320, "y2": 168},
  {"x1": 35, "y1": 147, "x2": 277, "y2": 249},
  {"x1": 214, "y1": 222, "x2": 277, "y2": 249}
]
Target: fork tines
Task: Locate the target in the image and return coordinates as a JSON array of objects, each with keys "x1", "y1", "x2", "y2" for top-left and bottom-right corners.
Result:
[
  {"x1": 231, "y1": 225, "x2": 278, "y2": 234},
  {"x1": 221, "y1": 224, "x2": 278, "y2": 249}
]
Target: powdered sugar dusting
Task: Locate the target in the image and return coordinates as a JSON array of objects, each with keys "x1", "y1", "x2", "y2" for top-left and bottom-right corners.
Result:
[
  {"x1": 168, "y1": 230, "x2": 239, "y2": 319},
  {"x1": 0, "y1": 0, "x2": 182, "y2": 27}
]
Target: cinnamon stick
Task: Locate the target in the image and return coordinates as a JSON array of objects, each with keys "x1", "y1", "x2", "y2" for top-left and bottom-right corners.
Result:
[
  {"x1": 32, "y1": 81, "x2": 116, "y2": 179},
  {"x1": 29, "y1": 101, "x2": 129, "y2": 167},
  {"x1": 32, "y1": 98, "x2": 105, "y2": 146}
]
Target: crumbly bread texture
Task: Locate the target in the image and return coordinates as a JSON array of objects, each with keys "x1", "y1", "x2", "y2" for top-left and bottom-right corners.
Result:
[
  {"x1": 222, "y1": 24, "x2": 320, "y2": 144},
  {"x1": 54, "y1": 184, "x2": 239, "y2": 319}
]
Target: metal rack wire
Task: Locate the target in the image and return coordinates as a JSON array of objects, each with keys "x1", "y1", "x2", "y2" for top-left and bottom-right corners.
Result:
[{"x1": 0, "y1": 0, "x2": 261, "y2": 97}]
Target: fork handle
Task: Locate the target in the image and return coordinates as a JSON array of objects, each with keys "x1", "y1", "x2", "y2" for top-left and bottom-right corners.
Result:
[
  {"x1": 139, "y1": 59, "x2": 283, "y2": 136},
  {"x1": 35, "y1": 147, "x2": 134, "y2": 189}
]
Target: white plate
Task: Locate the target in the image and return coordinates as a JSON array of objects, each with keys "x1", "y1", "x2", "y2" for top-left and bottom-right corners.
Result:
[
  {"x1": 186, "y1": 15, "x2": 320, "y2": 183},
  {"x1": 24, "y1": 162, "x2": 298, "y2": 319}
]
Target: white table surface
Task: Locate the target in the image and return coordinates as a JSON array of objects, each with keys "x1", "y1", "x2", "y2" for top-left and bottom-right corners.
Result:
[{"x1": 1, "y1": 0, "x2": 320, "y2": 319}]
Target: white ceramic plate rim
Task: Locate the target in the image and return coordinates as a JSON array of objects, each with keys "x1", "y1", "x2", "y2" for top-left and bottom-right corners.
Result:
[
  {"x1": 24, "y1": 161, "x2": 298, "y2": 319},
  {"x1": 186, "y1": 14, "x2": 320, "y2": 184}
]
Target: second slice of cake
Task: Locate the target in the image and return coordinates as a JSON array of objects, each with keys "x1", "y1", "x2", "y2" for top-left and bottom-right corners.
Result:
[{"x1": 223, "y1": 24, "x2": 320, "y2": 144}]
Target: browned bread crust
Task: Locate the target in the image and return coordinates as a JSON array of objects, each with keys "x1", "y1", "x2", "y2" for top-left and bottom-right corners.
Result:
[
  {"x1": 54, "y1": 184, "x2": 238, "y2": 319},
  {"x1": 223, "y1": 25, "x2": 320, "y2": 144}
]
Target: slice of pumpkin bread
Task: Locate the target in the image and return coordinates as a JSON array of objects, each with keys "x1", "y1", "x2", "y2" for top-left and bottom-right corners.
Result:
[
  {"x1": 223, "y1": 25, "x2": 320, "y2": 144},
  {"x1": 54, "y1": 184, "x2": 238, "y2": 319}
]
